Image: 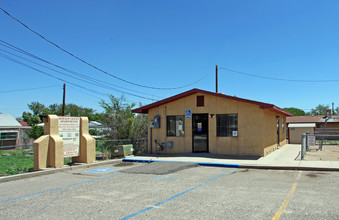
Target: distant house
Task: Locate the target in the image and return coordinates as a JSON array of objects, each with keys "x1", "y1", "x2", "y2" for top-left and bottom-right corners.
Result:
[
  {"x1": 286, "y1": 116, "x2": 339, "y2": 144},
  {"x1": 0, "y1": 114, "x2": 32, "y2": 148},
  {"x1": 89, "y1": 121, "x2": 111, "y2": 138},
  {"x1": 36, "y1": 120, "x2": 109, "y2": 139},
  {"x1": 132, "y1": 88, "x2": 292, "y2": 157},
  {"x1": 89, "y1": 121, "x2": 107, "y2": 132},
  {"x1": 19, "y1": 121, "x2": 29, "y2": 127}
]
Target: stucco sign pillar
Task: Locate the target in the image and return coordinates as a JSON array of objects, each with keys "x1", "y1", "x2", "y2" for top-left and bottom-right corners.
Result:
[{"x1": 34, "y1": 115, "x2": 95, "y2": 171}]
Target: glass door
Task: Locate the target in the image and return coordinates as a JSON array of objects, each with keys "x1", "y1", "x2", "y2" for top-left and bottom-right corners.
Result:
[{"x1": 192, "y1": 114, "x2": 208, "y2": 152}]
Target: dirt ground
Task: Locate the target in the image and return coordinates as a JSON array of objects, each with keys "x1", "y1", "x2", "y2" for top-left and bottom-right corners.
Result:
[{"x1": 304, "y1": 145, "x2": 339, "y2": 161}]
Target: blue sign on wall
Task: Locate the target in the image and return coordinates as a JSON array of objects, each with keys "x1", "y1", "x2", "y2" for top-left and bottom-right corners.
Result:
[{"x1": 186, "y1": 110, "x2": 191, "y2": 118}]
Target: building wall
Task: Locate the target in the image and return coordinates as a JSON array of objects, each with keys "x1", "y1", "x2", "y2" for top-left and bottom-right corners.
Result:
[
  {"x1": 262, "y1": 109, "x2": 287, "y2": 155},
  {"x1": 289, "y1": 127, "x2": 314, "y2": 144},
  {"x1": 148, "y1": 93, "x2": 287, "y2": 157},
  {"x1": 317, "y1": 122, "x2": 339, "y2": 129}
]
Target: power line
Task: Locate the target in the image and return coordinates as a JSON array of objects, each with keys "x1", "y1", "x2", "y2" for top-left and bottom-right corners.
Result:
[
  {"x1": 0, "y1": 7, "x2": 210, "y2": 90},
  {"x1": 0, "y1": 40, "x2": 164, "y2": 99},
  {"x1": 0, "y1": 53, "x2": 109, "y2": 97},
  {"x1": 0, "y1": 48, "x2": 159, "y2": 101},
  {"x1": 66, "y1": 84, "x2": 104, "y2": 100},
  {"x1": 68, "y1": 85, "x2": 145, "y2": 105},
  {"x1": 0, "y1": 52, "x2": 159, "y2": 101},
  {"x1": 0, "y1": 85, "x2": 60, "y2": 93},
  {"x1": 219, "y1": 67, "x2": 339, "y2": 83}
]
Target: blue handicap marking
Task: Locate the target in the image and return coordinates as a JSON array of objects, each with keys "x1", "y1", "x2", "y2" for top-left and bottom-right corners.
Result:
[
  {"x1": 186, "y1": 110, "x2": 191, "y2": 118},
  {"x1": 87, "y1": 168, "x2": 119, "y2": 173}
]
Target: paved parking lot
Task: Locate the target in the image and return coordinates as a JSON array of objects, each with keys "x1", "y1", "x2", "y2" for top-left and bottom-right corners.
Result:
[{"x1": 1, "y1": 161, "x2": 339, "y2": 219}]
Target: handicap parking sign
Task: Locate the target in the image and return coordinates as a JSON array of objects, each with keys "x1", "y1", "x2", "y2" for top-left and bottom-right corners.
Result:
[{"x1": 186, "y1": 110, "x2": 191, "y2": 118}]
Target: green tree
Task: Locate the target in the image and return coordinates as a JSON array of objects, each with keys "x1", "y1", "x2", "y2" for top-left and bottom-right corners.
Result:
[
  {"x1": 22, "y1": 102, "x2": 46, "y2": 139},
  {"x1": 27, "y1": 101, "x2": 47, "y2": 115},
  {"x1": 100, "y1": 95, "x2": 135, "y2": 139},
  {"x1": 47, "y1": 103, "x2": 102, "y2": 121},
  {"x1": 309, "y1": 104, "x2": 330, "y2": 115},
  {"x1": 335, "y1": 106, "x2": 339, "y2": 115},
  {"x1": 48, "y1": 103, "x2": 63, "y2": 115},
  {"x1": 283, "y1": 107, "x2": 306, "y2": 116},
  {"x1": 99, "y1": 96, "x2": 148, "y2": 154}
]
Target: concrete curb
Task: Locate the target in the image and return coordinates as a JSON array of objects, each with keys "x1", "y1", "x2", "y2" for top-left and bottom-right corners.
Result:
[
  {"x1": 122, "y1": 158, "x2": 239, "y2": 168},
  {"x1": 122, "y1": 158, "x2": 339, "y2": 172},
  {"x1": 238, "y1": 165, "x2": 339, "y2": 172},
  {"x1": 0, "y1": 159, "x2": 123, "y2": 183}
]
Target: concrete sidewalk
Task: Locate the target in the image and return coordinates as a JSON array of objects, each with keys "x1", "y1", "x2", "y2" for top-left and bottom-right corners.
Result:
[
  {"x1": 2, "y1": 144, "x2": 339, "y2": 184},
  {"x1": 123, "y1": 144, "x2": 339, "y2": 171}
]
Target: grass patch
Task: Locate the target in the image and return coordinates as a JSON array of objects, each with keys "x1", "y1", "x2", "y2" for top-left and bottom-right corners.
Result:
[
  {"x1": 64, "y1": 157, "x2": 73, "y2": 165},
  {"x1": 0, "y1": 149, "x2": 34, "y2": 176},
  {"x1": 0, "y1": 149, "x2": 83, "y2": 176}
]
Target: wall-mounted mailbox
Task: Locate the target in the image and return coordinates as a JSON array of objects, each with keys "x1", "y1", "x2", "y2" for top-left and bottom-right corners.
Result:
[{"x1": 154, "y1": 115, "x2": 160, "y2": 128}]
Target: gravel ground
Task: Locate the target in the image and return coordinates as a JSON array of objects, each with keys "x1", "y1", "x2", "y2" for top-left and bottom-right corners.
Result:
[{"x1": 304, "y1": 145, "x2": 339, "y2": 161}]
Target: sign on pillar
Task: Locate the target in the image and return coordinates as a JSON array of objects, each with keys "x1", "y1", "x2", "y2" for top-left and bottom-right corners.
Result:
[
  {"x1": 34, "y1": 115, "x2": 95, "y2": 171},
  {"x1": 59, "y1": 116, "x2": 80, "y2": 157}
]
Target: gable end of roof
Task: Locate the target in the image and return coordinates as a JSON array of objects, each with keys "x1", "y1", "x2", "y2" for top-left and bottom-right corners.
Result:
[{"x1": 132, "y1": 88, "x2": 292, "y2": 116}]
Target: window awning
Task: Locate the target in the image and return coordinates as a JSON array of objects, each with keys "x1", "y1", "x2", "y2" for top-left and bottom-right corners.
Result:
[{"x1": 288, "y1": 123, "x2": 316, "y2": 128}]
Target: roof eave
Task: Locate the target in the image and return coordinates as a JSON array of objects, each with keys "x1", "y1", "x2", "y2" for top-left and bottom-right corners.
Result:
[{"x1": 264, "y1": 106, "x2": 293, "y2": 116}]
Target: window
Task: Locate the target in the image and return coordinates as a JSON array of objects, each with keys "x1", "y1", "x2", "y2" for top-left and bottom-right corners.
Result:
[
  {"x1": 0, "y1": 132, "x2": 18, "y2": 140},
  {"x1": 197, "y1": 96, "x2": 204, "y2": 107},
  {"x1": 167, "y1": 116, "x2": 185, "y2": 136},
  {"x1": 217, "y1": 114, "x2": 238, "y2": 137},
  {"x1": 282, "y1": 118, "x2": 285, "y2": 133}
]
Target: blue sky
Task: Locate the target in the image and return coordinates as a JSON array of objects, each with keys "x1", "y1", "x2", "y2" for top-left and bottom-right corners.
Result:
[{"x1": 1, "y1": 0, "x2": 339, "y2": 118}]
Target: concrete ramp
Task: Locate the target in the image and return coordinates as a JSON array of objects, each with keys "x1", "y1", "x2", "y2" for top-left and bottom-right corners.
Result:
[{"x1": 121, "y1": 162, "x2": 198, "y2": 175}]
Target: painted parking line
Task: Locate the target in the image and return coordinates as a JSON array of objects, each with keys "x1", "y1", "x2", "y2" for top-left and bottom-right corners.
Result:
[
  {"x1": 121, "y1": 168, "x2": 237, "y2": 220},
  {"x1": 0, "y1": 173, "x2": 123, "y2": 204},
  {"x1": 272, "y1": 171, "x2": 303, "y2": 220}
]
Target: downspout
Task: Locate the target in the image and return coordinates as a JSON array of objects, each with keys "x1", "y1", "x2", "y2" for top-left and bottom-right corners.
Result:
[
  {"x1": 164, "y1": 106, "x2": 167, "y2": 153},
  {"x1": 150, "y1": 126, "x2": 152, "y2": 154}
]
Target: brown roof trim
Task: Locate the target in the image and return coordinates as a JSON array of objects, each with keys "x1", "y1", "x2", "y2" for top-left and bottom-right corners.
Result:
[
  {"x1": 132, "y1": 88, "x2": 293, "y2": 116},
  {"x1": 286, "y1": 116, "x2": 322, "y2": 123},
  {"x1": 286, "y1": 115, "x2": 339, "y2": 123}
]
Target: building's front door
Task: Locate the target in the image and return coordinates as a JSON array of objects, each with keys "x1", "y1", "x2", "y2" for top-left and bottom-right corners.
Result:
[{"x1": 192, "y1": 114, "x2": 208, "y2": 152}]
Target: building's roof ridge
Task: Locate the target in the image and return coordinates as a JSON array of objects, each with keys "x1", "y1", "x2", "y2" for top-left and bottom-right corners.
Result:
[{"x1": 132, "y1": 88, "x2": 292, "y2": 116}]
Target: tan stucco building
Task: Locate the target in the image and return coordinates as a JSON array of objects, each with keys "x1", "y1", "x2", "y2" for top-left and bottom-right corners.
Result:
[{"x1": 133, "y1": 89, "x2": 292, "y2": 157}]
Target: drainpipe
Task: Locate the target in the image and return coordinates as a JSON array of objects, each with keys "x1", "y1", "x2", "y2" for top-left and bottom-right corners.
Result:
[{"x1": 150, "y1": 127, "x2": 152, "y2": 154}]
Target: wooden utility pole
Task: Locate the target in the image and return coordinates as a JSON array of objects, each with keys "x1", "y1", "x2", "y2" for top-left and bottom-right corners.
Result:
[
  {"x1": 216, "y1": 65, "x2": 218, "y2": 93},
  {"x1": 62, "y1": 83, "x2": 66, "y2": 116}
]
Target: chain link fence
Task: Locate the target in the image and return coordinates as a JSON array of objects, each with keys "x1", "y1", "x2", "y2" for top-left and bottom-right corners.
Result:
[
  {"x1": 95, "y1": 138, "x2": 147, "y2": 160},
  {"x1": 0, "y1": 139, "x2": 148, "y2": 160},
  {"x1": 0, "y1": 144, "x2": 33, "y2": 150},
  {"x1": 301, "y1": 130, "x2": 339, "y2": 160}
]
